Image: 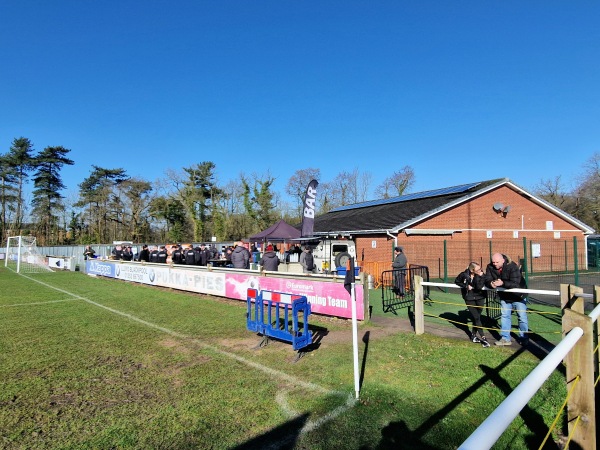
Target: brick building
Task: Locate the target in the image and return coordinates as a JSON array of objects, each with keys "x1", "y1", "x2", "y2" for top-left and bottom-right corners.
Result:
[{"x1": 313, "y1": 179, "x2": 594, "y2": 279}]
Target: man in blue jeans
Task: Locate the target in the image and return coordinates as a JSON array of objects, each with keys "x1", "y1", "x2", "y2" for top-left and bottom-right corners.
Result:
[{"x1": 484, "y1": 253, "x2": 529, "y2": 346}]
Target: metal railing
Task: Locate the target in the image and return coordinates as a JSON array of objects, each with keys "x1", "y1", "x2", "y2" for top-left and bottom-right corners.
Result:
[
  {"x1": 414, "y1": 278, "x2": 598, "y2": 450},
  {"x1": 380, "y1": 265, "x2": 430, "y2": 314}
]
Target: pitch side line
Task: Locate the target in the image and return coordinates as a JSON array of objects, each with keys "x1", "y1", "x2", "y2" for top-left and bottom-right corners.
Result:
[{"x1": 20, "y1": 274, "x2": 358, "y2": 439}]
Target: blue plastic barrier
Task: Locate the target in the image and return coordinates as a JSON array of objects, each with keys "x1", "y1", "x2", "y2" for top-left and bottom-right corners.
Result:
[{"x1": 246, "y1": 289, "x2": 312, "y2": 351}]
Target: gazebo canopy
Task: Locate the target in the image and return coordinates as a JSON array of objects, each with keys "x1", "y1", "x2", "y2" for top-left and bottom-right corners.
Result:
[{"x1": 248, "y1": 220, "x2": 301, "y2": 242}]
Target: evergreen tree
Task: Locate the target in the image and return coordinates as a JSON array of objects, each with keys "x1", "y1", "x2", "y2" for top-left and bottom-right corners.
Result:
[
  {"x1": 242, "y1": 174, "x2": 278, "y2": 233},
  {"x1": 76, "y1": 166, "x2": 129, "y2": 242},
  {"x1": 31, "y1": 146, "x2": 74, "y2": 244},
  {"x1": 6, "y1": 137, "x2": 35, "y2": 231},
  {"x1": 0, "y1": 153, "x2": 19, "y2": 243}
]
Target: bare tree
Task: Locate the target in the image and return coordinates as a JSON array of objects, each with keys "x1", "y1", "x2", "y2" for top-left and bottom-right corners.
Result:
[
  {"x1": 534, "y1": 176, "x2": 570, "y2": 208},
  {"x1": 573, "y1": 152, "x2": 600, "y2": 231},
  {"x1": 285, "y1": 168, "x2": 321, "y2": 219},
  {"x1": 375, "y1": 166, "x2": 415, "y2": 199}
]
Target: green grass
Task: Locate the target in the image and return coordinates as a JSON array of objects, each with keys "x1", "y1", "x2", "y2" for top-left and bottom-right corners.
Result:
[{"x1": 0, "y1": 268, "x2": 567, "y2": 449}]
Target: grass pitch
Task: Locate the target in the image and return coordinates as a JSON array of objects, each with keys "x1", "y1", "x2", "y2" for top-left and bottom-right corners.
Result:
[{"x1": 0, "y1": 268, "x2": 566, "y2": 449}]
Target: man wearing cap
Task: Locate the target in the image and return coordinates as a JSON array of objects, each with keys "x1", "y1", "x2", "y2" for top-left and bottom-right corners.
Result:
[
  {"x1": 259, "y1": 245, "x2": 280, "y2": 271},
  {"x1": 392, "y1": 246, "x2": 408, "y2": 296}
]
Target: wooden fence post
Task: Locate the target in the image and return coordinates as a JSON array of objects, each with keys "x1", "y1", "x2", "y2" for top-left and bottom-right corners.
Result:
[
  {"x1": 595, "y1": 286, "x2": 600, "y2": 385},
  {"x1": 414, "y1": 275, "x2": 424, "y2": 335},
  {"x1": 562, "y1": 284, "x2": 596, "y2": 450}
]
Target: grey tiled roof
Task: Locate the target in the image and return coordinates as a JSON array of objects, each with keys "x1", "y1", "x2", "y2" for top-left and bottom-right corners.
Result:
[{"x1": 313, "y1": 179, "x2": 504, "y2": 235}]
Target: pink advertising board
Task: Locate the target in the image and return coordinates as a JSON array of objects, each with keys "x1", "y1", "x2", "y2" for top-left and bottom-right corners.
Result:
[{"x1": 225, "y1": 272, "x2": 364, "y2": 320}]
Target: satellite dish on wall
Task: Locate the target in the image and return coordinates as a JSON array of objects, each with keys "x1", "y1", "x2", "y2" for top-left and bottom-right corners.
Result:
[
  {"x1": 503, "y1": 205, "x2": 511, "y2": 214},
  {"x1": 493, "y1": 202, "x2": 504, "y2": 212}
]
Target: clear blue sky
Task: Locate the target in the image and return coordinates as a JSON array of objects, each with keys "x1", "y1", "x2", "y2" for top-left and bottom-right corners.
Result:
[{"x1": 1, "y1": 1, "x2": 598, "y2": 203}]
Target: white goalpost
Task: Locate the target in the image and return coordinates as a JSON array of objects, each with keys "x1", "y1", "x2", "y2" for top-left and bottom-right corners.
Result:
[{"x1": 4, "y1": 236, "x2": 53, "y2": 274}]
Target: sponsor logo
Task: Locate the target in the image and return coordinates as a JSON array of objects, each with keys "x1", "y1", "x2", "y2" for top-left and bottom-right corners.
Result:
[
  {"x1": 285, "y1": 280, "x2": 315, "y2": 292},
  {"x1": 148, "y1": 268, "x2": 155, "y2": 282},
  {"x1": 89, "y1": 261, "x2": 113, "y2": 277}
]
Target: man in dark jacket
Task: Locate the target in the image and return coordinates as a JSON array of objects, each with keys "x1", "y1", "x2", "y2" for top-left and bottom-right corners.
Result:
[
  {"x1": 184, "y1": 245, "x2": 196, "y2": 265},
  {"x1": 157, "y1": 246, "x2": 168, "y2": 264},
  {"x1": 484, "y1": 253, "x2": 529, "y2": 346},
  {"x1": 171, "y1": 245, "x2": 183, "y2": 264},
  {"x1": 137, "y1": 244, "x2": 150, "y2": 262},
  {"x1": 231, "y1": 241, "x2": 250, "y2": 269},
  {"x1": 391, "y1": 246, "x2": 407, "y2": 295},
  {"x1": 122, "y1": 246, "x2": 133, "y2": 261},
  {"x1": 455, "y1": 262, "x2": 489, "y2": 347},
  {"x1": 149, "y1": 246, "x2": 160, "y2": 263},
  {"x1": 259, "y1": 245, "x2": 280, "y2": 271}
]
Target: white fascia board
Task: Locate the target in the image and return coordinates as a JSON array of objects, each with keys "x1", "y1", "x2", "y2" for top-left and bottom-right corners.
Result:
[{"x1": 404, "y1": 229, "x2": 460, "y2": 235}]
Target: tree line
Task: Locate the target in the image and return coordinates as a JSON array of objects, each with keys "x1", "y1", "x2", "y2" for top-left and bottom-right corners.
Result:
[{"x1": 1, "y1": 136, "x2": 598, "y2": 245}]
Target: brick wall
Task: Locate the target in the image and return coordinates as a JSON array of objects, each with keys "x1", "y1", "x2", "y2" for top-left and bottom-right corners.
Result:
[{"x1": 354, "y1": 186, "x2": 587, "y2": 279}]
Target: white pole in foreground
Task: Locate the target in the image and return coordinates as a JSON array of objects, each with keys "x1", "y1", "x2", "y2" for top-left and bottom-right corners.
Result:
[{"x1": 351, "y1": 282, "x2": 360, "y2": 399}]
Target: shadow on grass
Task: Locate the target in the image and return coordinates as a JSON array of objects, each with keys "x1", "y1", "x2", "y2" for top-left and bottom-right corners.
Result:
[
  {"x1": 232, "y1": 413, "x2": 309, "y2": 449},
  {"x1": 368, "y1": 348, "x2": 558, "y2": 449},
  {"x1": 436, "y1": 309, "x2": 561, "y2": 367},
  {"x1": 360, "y1": 331, "x2": 370, "y2": 390},
  {"x1": 438, "y1": 310, "x2": 472, "y2": 339},
  {"x1": 370, "y1": 421, "x2": 439, "y2": 449}
]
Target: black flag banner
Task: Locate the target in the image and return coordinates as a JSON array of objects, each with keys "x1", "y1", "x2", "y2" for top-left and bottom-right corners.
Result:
[
  {"x1": 344, "y1": 257, "x2": 355, "y2": 296},
  {"x1": 300, "y1": 179, "x2": 318, "y2": 237}
]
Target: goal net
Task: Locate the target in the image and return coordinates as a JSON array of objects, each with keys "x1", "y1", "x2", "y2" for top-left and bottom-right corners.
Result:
[{"x1": 4, "y1": 236, "x2": 53, "y2": 273}]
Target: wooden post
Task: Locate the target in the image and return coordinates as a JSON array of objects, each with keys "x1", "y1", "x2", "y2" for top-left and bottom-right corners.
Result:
[
  {"x1": 562, "y1": 283, "x2": 596, "y2": 450},
  {"x1": 414, "y1": 275, "x2": 424, "y2": 335},
  {"x1": 594, "y1": 286, "x2": 600, "y2": 377}
]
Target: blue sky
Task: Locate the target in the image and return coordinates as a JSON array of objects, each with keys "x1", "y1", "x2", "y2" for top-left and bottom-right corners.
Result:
[{"x1": 1, "y1": 1, "x2": 598, "y2": 204}]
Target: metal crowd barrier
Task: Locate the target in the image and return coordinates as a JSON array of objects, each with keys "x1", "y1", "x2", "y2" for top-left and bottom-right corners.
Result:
[{"x1": 246, "y1": 289, "x2": 313, "y2": 355}]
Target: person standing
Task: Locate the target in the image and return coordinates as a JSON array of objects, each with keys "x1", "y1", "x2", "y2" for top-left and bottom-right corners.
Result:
[
  {"x1": 299, "y1": 246, "x2": 315, "y2": 274},
  {"x1": 137, "y1": 244, "x2": 150, "y2": 262},
  {"x1": 259, "y1": 245, "x2": 280, "y2": 271},
  {"x1": 455, "y1": 262, "x2": 490, "y2": 348},
  {"x1": 231, "y1": 241, "x2": 250, "y2": 269},
  {"x1": 157, "y1": 245, "x2": 168, "y2": 264},
  {"x1": 111, "y1": 245, "x2": 124, "y2": 260},
  {"x1": 122, "y1": 246, "x2": 133, "y2": 261},
  {"x1": 149, "y1": 246, "x2": 160, "y2": 263},
  {"x1": 484, "y1": 253, "x2": 529, "y2": 346},
  {"x1": 391, "y1": 246, "x2": 407, "y2": 296},
  {"x1": 83, "y1": 245, "x2": 96, "y2": 260},
  {"x1": 184, "y1": 245, "x2": 196, "y2": 265},
  {"x1": 171, "y1": 245, "x2": 183, "y2": 264},
  {"x1": 224, "y1": 246, "x2": 233, "y2": 267}
]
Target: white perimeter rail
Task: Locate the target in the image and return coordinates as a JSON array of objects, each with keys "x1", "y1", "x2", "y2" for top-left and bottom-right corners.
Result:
[
  {"x1": 418, "y1": 279, "x2": 598, "y2": 449},
  {"x1": 462, "y1": 294, "x2": 599, "y2": 450},
  {"x1": 458, "y1": 326, "x2": 584, "y2": 450}
]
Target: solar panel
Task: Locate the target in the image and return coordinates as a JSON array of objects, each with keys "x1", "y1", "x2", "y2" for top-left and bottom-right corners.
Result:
[{"x1": 330, "y1": 181, "x2": 482, "y2": 212}]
